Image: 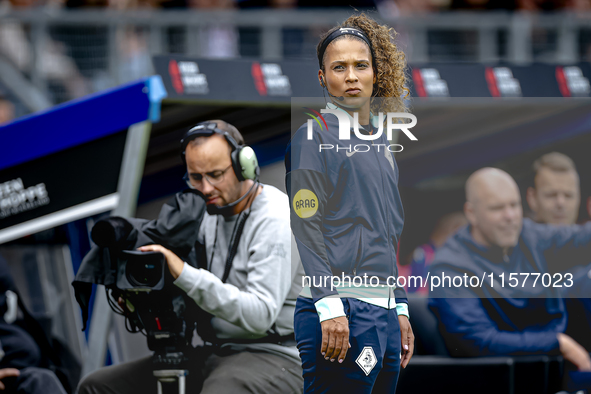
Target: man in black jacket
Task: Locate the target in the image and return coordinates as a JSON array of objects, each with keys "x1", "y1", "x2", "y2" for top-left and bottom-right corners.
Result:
[{"x1": 0, "y1": 253, "x2": 69, "y2": 394}]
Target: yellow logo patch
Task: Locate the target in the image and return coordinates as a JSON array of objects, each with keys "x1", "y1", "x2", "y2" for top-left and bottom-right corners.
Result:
[{"x1": 293, "y1": 189, "x2": 318, "y2": 218}]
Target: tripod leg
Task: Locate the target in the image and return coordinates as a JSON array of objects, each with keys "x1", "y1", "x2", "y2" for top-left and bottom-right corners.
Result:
[
  {"x1": 153, "y1": 369, "x2": 188, "y2": 394},
  {"x1": 178, "y1": 375, "x2": 185, "y2": 394}
]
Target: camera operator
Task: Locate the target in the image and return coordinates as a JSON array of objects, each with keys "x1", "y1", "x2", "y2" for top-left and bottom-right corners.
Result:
[{"x1": 78, "y1": 120, "x2": 304, "y2": 394}]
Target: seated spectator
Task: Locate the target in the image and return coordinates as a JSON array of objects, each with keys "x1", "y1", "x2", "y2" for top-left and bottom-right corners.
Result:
[
  {"x1": 398, "y1": 211, "x2": 466, "y2": 295},
  {"x1": 0, "y1": 253, "x2": 72, "y2": 393},
  {"x1": 0, "y1": 92, "x2": 14, "y2": 125},
  {"x1": 189, "y1": 0, "x2": 238, "y2": 59},
  {"x1": 0, "y1": 0, "x2": 88, "y2": 102},
  {"x1": 428, "y1": 168, "x2": 591, "y2": 390},
  {"x1": 526, "y1": 152, "x2": 580, "y2": 226},
  {"x1": 526, "y1": 152, "x2": 591, "y2": 351},
  {"x1": 449, "y1": 0, "x2": 517, "y2": 10},
  {"x1": 0, "y1": 366, "x2": 66, "y2": 393}
]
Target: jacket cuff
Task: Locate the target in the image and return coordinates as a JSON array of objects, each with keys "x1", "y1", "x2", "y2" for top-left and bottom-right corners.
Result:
[
  {"x1": 314, "y1": 297, "x2": 345, "y2": 323},
  {"x1": 396, "y1": 302, "x2": 409, "y2": 319},
  {"x1": 173, "y1": 262, "x2": 203, "y2": 293}
]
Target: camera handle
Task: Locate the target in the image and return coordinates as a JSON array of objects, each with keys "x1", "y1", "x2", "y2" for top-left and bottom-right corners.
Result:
[{"x1": 153, "y1": 369, "x2": 188, "y2": 394}]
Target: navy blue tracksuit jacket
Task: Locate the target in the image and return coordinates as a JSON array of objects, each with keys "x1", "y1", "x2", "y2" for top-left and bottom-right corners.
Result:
[{"x1": 285, "y1": 109, "x2": 408, "y2": 306}]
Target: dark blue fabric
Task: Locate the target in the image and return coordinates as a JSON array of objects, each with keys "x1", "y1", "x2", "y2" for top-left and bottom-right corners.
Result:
[
  {"x1": 295, "y1": 297, "x2": 401, "y2": 393},
  {"x1": 0, "y1": 254, "x2": 18, "y2": 313},
  {"x1": 566, "y1": 368, "x2": 591, "y2": 391},
  {"x1": 12, "y1": 367, "x2": 67, "y2": 394},
  {"x1": 0, "y1": 255, "x2": 41, "y2": 369},
  {"x1": 428, "y1": 219, "x2": 591, "y2": 357},
  {"x1": 562, "y1": 265, "x2": 591, "y2": 350},
  {"x1": 0, "y1": 324, "x2": 41, "y2": 370}
]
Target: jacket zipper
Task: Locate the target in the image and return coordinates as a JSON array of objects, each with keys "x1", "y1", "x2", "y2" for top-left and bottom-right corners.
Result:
[
  {"x1": 352, "y1": 226, "x2": 364, "y2": 276},
  {"x1": 373, "y1": 137, "x2": 395, "y2": 308}
]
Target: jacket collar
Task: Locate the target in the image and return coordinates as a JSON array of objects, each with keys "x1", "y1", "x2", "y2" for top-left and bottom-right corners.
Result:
[{"x1": 457, "y1": 225, "x2": 516, "y2": 263}]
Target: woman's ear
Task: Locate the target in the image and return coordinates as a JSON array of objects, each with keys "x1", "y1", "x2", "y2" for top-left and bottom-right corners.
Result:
[{"x1": 318, "y1": 70, "x2": 324, "y2": 88}]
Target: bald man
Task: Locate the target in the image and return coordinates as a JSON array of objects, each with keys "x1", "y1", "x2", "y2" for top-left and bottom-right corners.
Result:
[
  {"x1": 429, "y1": 168, "x2": 591, "y2": 389},
  {"x1": 464, "y1": 168, "x2": 523, "y2": 256}
]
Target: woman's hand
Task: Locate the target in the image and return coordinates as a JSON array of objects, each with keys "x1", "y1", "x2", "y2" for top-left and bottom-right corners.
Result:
[
  {"x1": 138, "y1": 245, "x2": 184, "y2": 279},
  {"x1": 399, "y1": 315, "x2": 414, "y2": 368},
  {"x1": 320, "y1": 316, "x2": 351, "y2": 363}
]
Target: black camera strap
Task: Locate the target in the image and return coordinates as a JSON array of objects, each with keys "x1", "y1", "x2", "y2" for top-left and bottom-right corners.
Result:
[{"x1": 208, "y1": 183, "x2": 257, "y2": 283}]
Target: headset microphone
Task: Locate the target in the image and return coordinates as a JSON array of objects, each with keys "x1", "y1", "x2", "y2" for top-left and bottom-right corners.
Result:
[
  {"x1": 203, "y1": 179, "x2": 259, "y2": 217},
  {"x1": 327, "y1": 90, "x2": 344, "y2": 102}
]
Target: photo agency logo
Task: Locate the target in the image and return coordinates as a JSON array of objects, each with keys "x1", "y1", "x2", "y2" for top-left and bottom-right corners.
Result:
[{"x1": 304, "y1": 107, "x2": 417, "y2": 153}]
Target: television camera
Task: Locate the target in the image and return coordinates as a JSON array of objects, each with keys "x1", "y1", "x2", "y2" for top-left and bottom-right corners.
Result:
[{"x1": 91, "y1": 218, "x2": 200, "y2": 394}]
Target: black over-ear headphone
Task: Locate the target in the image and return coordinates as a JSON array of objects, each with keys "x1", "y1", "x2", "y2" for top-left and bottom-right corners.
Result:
[{"x1": 180, "y1": 122, "x2": 259, "y2": 182}]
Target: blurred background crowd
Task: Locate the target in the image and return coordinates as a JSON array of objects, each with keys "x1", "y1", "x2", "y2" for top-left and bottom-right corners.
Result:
[{"x1": 0, "y1": 0, "x2": 590, "y2": 118}]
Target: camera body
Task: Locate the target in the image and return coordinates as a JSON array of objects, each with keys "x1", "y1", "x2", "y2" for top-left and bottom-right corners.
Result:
[{"x1": 110, "y1": 250, "x2": 197, "y2": 369}]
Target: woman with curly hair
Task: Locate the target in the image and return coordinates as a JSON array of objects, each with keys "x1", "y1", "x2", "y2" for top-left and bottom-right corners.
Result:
[{"x1": 286, "y1": 13, "x2": 414, "y2": 393}]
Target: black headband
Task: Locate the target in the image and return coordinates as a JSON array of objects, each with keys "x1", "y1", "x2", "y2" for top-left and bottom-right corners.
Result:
[{"x1": 318, "y1": 27, "x2": 373, "y2": 69}]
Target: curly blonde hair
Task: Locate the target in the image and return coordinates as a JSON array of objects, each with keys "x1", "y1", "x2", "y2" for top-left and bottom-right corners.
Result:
[{"x1": 317, "y1": 13, "x2": 409, "y2": 114}]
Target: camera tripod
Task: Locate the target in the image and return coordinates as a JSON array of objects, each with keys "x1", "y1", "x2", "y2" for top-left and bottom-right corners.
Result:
[
  {"x1": 152, "y1": 350, "x2": 190, "y2": 394},
  {"x1": 153, "y1": 369, "x2": 188, "y2": 394}
]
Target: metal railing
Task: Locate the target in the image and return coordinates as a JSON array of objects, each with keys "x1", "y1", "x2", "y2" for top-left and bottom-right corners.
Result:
[{"x1": 0, "y1": 9, "x2": 590, "y2": 105}]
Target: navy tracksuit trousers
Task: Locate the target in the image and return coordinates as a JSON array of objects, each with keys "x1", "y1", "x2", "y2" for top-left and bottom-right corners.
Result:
[{"x1": 295, "y1": 297, "x2": 401, "y2": 393}]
